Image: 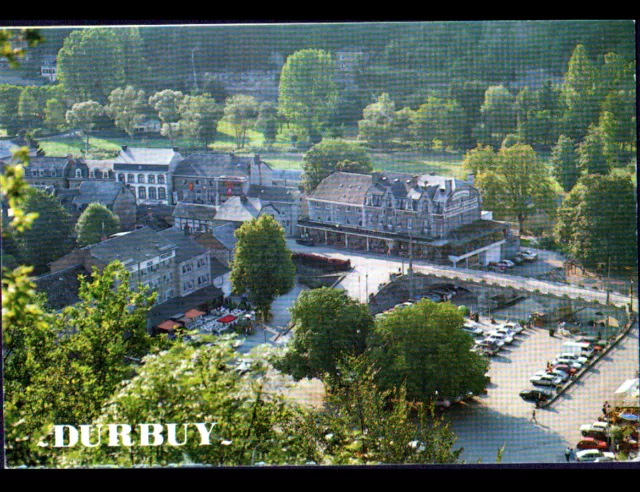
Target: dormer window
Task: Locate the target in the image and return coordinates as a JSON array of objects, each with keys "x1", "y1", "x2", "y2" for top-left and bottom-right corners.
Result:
[{"x1": 75, "y1": 169, "x2": 82, "y2": 179}]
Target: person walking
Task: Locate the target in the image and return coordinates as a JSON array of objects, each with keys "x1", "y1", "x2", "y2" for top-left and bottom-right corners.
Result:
[
  {"x1": 564, "y1": 446, "x2": 571, "y2": 462},
  {"x1": 532, "y1": 408, "x2": 537, "y2": 423}
]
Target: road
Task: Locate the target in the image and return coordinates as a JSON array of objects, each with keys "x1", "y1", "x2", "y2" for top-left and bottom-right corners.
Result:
[{"x1": 286, "y1": 241, "x2": 637, "y2": 310}]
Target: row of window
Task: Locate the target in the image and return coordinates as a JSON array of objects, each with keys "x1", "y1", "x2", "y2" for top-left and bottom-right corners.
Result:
[
  {"x1": 27, "y1": 168, "x2": 82, "y2": 178},
  {"x1": 137, "y1": 187, "x2": 167, "y2": 200},
  {"x1": 119, "y1": 174, "x2": 166, "y2": 184}
]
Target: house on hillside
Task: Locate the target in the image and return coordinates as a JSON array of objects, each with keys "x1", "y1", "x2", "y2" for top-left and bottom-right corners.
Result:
[
  {"x1": 40, "y1": 54, "x2": 57, "y2": 82},
  {"x1": 114, "y1": 146, "x2": 182, "y2": 206}
]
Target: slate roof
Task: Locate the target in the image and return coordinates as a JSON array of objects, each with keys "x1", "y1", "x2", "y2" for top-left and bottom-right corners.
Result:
[
  {"x1": 88, "y1": 227, "x2": 176, "y2": 265},
  {"x1": 147, "y1": 284, "x2": 223, "y2": 328},
  {"x1": 85, "y1": 159, "x2": 114, "y2": 173},
  {"x1": 211, "y1": 223, "x2": 237, "y2": 250},
  {"x1": 307, "y1": 172, "x2": 373, "y2": 205},
  {"x1": 0, "y1": 140, "x2": 20, "y2": 159},
  {"x1": 35, "y1": 264, "x2": 88, "y2": 311},
  {"x1": 214, "y1": 196, "x2": 277, "y2": 222},
  {"x1": 136, "y1": 210, "x2": 172, "y2": 231},
  {"x1": 114, "y1": 147, "x2": 180, "y2": 165},
  {"x1": 172, "y1": 202, "x2": 218, "y2": 221},
  {"x1": 27, "y1": 156, "x2": 76, "y2": 170},
  {"x1": 157, "y1": 227, "x2": 208, "y2": 264},
  {"x1": 54, "y1": 188, "x2": 80, "y2": 207},
  {"x1": 173, "y1": 152, "x2": 253, "y2": 178},
  {"x1": 72, "y1": 181, "x2": 130, "y2": 207},
  {"x1": 246, "y1": 185, "x2": 300, "y2": 203}
]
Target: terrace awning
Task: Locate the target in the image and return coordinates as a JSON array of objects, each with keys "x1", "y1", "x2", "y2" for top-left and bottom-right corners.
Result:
[
  {"x1": 185, "y1": 309, "x2": 206, "y2": 319},
  {"x1": 157, "y1": 320, "x2": 179, "y2": 331},
  {"x1": 217, "y1": 315, "x2": 238, "y2": 324}
]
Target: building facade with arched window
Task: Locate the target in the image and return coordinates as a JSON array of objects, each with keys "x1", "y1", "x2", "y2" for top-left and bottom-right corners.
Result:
[{"x1": 12, "y1": 156, "x2": 90, "y2": 189}]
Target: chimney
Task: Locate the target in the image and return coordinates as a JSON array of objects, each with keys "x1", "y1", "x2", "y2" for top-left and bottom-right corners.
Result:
[
  {"x1": 467, "y1": 173, "x2": 475, "y2": 185},
  {"x1": 445, "y1": 179, "x2": 452, "y2": 195},
  {"x1": 121, "y1": 145, "x2": 128, "y2": 151},
  {"x1": 173, "y1": 147, "x2": 179, "y2": 153}
]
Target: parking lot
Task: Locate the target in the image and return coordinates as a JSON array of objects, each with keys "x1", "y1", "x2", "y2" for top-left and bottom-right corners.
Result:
[{"x1": 444, "y1": 319, "x2": 638, "y2": 463}]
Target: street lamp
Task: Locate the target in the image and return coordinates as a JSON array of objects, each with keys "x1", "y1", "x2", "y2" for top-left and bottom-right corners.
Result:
[{"x1": 365, "y1": 273, "x2": 369, "y2": 301}]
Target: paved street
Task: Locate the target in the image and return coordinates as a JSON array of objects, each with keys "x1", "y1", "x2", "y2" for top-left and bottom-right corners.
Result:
[{"x1": 286, "y1": 240, "x2": 637, "y2": 310}]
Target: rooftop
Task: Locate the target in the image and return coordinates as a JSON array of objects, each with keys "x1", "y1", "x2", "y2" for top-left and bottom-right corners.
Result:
[
  {"x1": 214, "y1": 196, "x2": 276, "y2": 222},
  {"x1": 172, "y1": 202, "x2": 218, "y2": 221},
  {"x1": 157, "y1": 227, "x2": 208, "y2": 264},
  {"x1": 34, "y1": 264, "x2": 88, "y2": 311},
  {"x1": 173, "y1": 152, "x2": 257, "y2": 178},
  {"x1": 72, "y1": 181, "x2": 131, "y2": 207},
  {"x1": 88, "y1": 227, "x2": 176, "y2": 265},
  {"x1": 246, "y1": 185, "x2": 300, "y2": 203},
  {"x1": 114, "y1": 147, "x2": 181, "y2": 165},
  {"x1": 307, "y1": 172, "x2": 373, "y2": 205}
]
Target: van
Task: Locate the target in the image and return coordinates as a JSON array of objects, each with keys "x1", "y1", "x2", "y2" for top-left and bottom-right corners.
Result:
[{"x1": 562, "y1": 341, "x2": 594, "y2": 359}]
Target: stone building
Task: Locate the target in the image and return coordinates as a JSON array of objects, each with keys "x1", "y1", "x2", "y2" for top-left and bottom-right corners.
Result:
[
  {"x1": 114, "y1": 146, "x2": 182, "y2": 206},
  {"x1": 158, "y1": 227, "x2": 211, "y2": 298},
  {"x1": 299, "y1": 171, "x2": 516, "y2": 266},
  {"x1": 246, "y1": 185, "x2": 301, "y2": 237},
  {"x1": 172, "y1": 152, "x2": 273, "y2": 206},
  {"x1": 172, "y1": 202, "x2": 220, "y2": 233},
  {"x1": 19, "y1": 156, "x2": 90, "y2": 189}
]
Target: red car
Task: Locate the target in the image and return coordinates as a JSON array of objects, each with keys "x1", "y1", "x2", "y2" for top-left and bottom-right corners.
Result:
[{"x1": 576, "y1": 437, "x2": 609, "y2": 451}]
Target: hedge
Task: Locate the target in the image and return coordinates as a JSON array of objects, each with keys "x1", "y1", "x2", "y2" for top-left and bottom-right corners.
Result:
[{"x1": 292, "y1": 252, "x2": 352, "y2": 272}]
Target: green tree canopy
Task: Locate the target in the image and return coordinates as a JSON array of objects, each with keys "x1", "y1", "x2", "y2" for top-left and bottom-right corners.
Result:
[
  {"x1": 478, "y1": 85, "x2": 517, "y2": 147},
  {"x1": 14, "y1": 188, "x2": 74, "y2": 273},
  {"x1": 148, "y1": 89, "x2": 184, "y2": 144},
  {"x1": 222, "y1": 94, "x2": 259, "y2": 149},
  {"x1": 105, "y1": 86, "x2": 148, "y2": 140},
  {"x1": 178, "y1": 92, "x2": 223, "y2": 149},
  {"x1": 302, "y1": 139, "x2": 373, "y2": 192},
  {"x1": 275, "y1": 288, "x2": 373, "y2": 380},
  {"x1": 65, "y1": 100, "x2": 104, "y2": 155},
  {"x1": 57, "y1": 28, "x2": 126, "y2": 103},
  {"x1": 473, "y1": 144, "x2": 557, "y2": 233},
  {"x1": 555, "y1": 174, "x2": 637, "y2": 271},
  {"x1": 0, "y1": 84, "x2": 23, "y2": 136},
  {"x1": 358, "y1": 93, "x2": 397, "y2": 150},
  {"x1": 44, "y1": 98, "x2": 67, "y2": 132},
  {"x1": 412, "y1": 95, "x2": 465, "y2": 150},
  {"x1": 18, "y1": 86, "x2": 46, "y2": 129},
  {"x1": 255, "y1": 101, "x2": 278, "y2": 145},
  {"x1": 462, "y1": 144, "x2": 496, "y2": 176},
  {"x1": 75, "y1": 202, "x2": 120, "y2": 247},
  {"x1": 551, "y1": 135, "x2": 579, "y2": 193},
  {"x1": 561, "y1": 44, "x2": 598, "y2": 142},
  {"x1": 577, "y1": 125, "x2": 609, "y2": 175},
  {"x1": 278, "y1": 49, "x2": 338, "y2": 142},
  {"x1": 230, "y1": 214, "x2": 295, "y2": 321},
  {"x1": 367, "y1": 300, "x2": 489, "y2": 404}
]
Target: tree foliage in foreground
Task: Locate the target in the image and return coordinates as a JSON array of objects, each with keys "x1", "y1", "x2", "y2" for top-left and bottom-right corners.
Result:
[
  {"x1": 367, "y1": 300, "x2": 489, "y2": 404},
  {"x1": 230, "y1": 214, "x2": 295, "y2": 321},
  {"x1": 275, "y1": 288, "x2": 373, "y2": 380}
]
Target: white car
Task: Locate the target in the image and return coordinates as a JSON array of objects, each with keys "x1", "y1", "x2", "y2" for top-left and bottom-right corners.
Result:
[
  {"x1": 497, "y1": 260, "x2": 514, "y2": 269},
  {"x1": 575, "y1": 449, "x2": 615, "y2": 462},
  {"x1": 580, "y1": 422, "x2": 609, "y2": 436},
  {"x1": 488, "y1": 331, "x2": 513, "y2": 345},
  {"x1": 530, "y1": 372, "x2": 563, "y2": 387},
  {"x1": 496, "y1": 327, "x2": 517, "y2": 340},
  {"x1": 546, "y1": 369, "x2": 570, "y2": 382},
  {"x1": 553, "y1": 357, "x2": 583, "y2": 370},
  {"x1": 462, "y1": 322, "x2": 484, "y2": 336},
  {"x1": 501, "y1": 322, "x2": 524, "y2": 334},
  {"x1": 484, "y1": 334, "x2": 506, "y2": 347},
  {"x1": 557, "y1": 352, "x2": 588, "y2": 365}
]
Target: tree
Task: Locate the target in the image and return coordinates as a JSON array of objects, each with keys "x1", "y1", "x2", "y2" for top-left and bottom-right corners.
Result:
[
  {"x1": 577, "y1": 125, "x2": 609, "y2": 175},
  {"x1": 412, "y1": 96, "x2": 465, "y2": 150},
  {"x1": 478, "y1": 85, "x2": 517, "y2": 147},
  {"x1": 114, "y1": 27, "x2": 148, "y2": 88},
  {"x1": 550, "y1": 135, "x2": 579, "y2": 193},
  {"x1": 105, "y1": 86, "x2": 148, "y2": 140},
  {"x1": 448, "y1": 79, "x2": 487, "y2": 148},
  {"x1": 561, "y1": 45, "x2": 598, "y2": 142},
  {"x1": 367, "y1": 300, "x2": 489, "y2": 404},
  {"x1": 14, "y1": 188, "x2": 74, "y2": 273},
  {"x1": 201, "y1": 74, "x2": 229, "y2": 103},
  {"x1": 0, "y1": 84, "x2": 23, "y2": 136},
  {"x1": 56, "y1": 28, "x2": 126, "y2": 103},
  {"x1": 473, "y1": 144, "x2": 556, "y2": 233},
  {"x1": 222, "y1": 94, "x2": 259, "y2": 149},
  {"x1": 75, "y1": 203, "x2": 120, "y2": 247},
  {"x1": 278, "y1": 49, "x2": 338, "y2": 142},
  {"x1": 179, "y1": 93, "x2": 223, "y2": 149},
  {"x1": 44, "y1": 98, "x2": 67, "y2": 131},
  {"x1": 255, "y1": 101, "x2": 278, "y2": 145},
  {"x1": 148, "y1": 89, "x2": 184, "y2": 145},
  {"x1": 462, "y1": 144, "x2": 496, "y2": 176},
  {"x1": 18, "y1": 86, "x2": 46, "y2": 130},
  {"x1": 275, "y1": 288, "x2": 373, "y2": 380},
  {"x1": 358, "y1": 93, "x2": 396, "y2": 150},
  {"x1": 302, "y1": 139, "x2": 372, "y2": 192},
  {"x1": 65, "y1": 100, "x2": 104, "y2": 155},
  {"x1": 230, "y1": 214, "x2": 295, "y2": 321},
  {"x1": 555, "y1": 174, "x2": 637, "y2": 271}
]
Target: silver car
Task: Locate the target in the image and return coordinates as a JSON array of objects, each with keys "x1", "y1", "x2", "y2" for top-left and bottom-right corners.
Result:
[{"x1": 530, "y1": 372, "x2": 563, "y2": 387}]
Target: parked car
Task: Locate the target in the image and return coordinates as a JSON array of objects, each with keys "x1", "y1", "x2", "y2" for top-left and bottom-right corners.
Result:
[
  {"x1": 557, "y1": 352, "x2": 588, "y2": 365},
  {"x1": 520, "y1": 250, "x2": 538, "y2": 261},
  {"x1": 487, "y1": 331, "x2": 513, "y2": 345},
  {"x1": 462, "y1": 323, "x2": 484, "y2": 337},
  {"x1": 475, "y1": 340, "x2": 501, "y2": 355},
  {"x1": 553, "y1": 357, "x2": 584, "y2": 370},
  {"x1": 576, "y1": 437, "x2": 609, "y2": 451},
  {"x1": 580, "y1": 422, "x2": 610, "y2": 436},
  {"x1": 484, "y1": 334, "x2": 506, "y2": 348},
  {"x1": 513, "y1": 255, "x2": 525, "y2": 265},
  {"x1": 519, "y1": 388, "x2": 553, "y2": 403},
  {"x1": 498, "y1": 259, "x2": 515, "y2": 268},
  {"x1": 496, "y1": 326, "x2": 518, "y2": 340},
  {"x1": 530, "y1": 372, "x2": 563, "y2": 387},
  {"x1": 488, "y1": 262, "x2": 507, "y2": 272},
  {"x1": 575, "y1": 449, "x2": 615, "y2": 462},
  {"x1": 394, "y1": 302, "x2": 414, "y2": 310},
  {"x1": 296, "y1": 237, "x2": 315, "y2": 246},
  {"x1": 551, "y1": 364, "x2": 578, "y2": 376},
  {"x1": 501, "y1": 322, "x2": 524, "y2": 334},
  {"x1": 546, "y1": 369, "x2": 570, "y2": 383}
]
